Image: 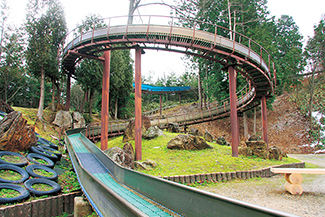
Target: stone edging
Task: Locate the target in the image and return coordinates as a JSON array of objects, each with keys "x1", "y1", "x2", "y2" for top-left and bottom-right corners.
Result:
[
  {"x1": 0, "y1": 191, "x2": 81, "y2": 217},
  {"x1": 159, "y1": 162, "x2": 305, "y2": 184}
]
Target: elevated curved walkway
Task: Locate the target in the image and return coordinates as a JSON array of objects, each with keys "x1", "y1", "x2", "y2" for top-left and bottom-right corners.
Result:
[
  {"x1": 59, "y1": 15, "x2": 275, "y2": 100},
  {"x1": 86, "y1": 85, "x2": 255, "y2": 140},
  {"x1": 133, "y1": 83, "x2": 191, "y2": 94}
]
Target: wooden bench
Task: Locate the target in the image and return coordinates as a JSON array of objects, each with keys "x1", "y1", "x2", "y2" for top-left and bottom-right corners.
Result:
[{"x1": 271, "y1": 168, "x2": 325, "y2": 195}]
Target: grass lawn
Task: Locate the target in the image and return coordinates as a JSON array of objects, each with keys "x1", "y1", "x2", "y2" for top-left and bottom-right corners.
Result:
[{"x1": 96, "y1": 131, "x2": 300, "y2": 177}]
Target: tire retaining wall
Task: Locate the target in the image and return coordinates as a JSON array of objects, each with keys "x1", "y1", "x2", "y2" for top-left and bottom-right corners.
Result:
[
  {"x1": 160, "y1": 162, "x2": 305, "y2": 184},
  {"x1": 0, "y1": 191, "x2": 81, "y2": 217}
]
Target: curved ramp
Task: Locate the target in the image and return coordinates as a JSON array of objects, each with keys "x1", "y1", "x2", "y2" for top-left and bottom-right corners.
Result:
[
  {"x1": 86, "y1": 86, "x2": 255, "y2": 140},
  {"x1": 65, "y1": 128, "x2": 296, "y2": 217},
  {"x1": 59, "y1": 15, "x2": 275, "y2": 100}
]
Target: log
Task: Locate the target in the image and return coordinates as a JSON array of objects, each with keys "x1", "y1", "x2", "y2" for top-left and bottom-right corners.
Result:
[
  {"x1": 285, "y1": 173, "x2": 303, "y2": 184},
  {"x1": 284, "y1": 182, "x2": 303, "y2": 195}
]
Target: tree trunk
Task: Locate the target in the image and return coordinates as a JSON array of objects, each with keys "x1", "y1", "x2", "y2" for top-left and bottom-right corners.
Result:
[
  {"x1": 89, "y1": 89, "x2": 94, "y2": 118},
  {"x1": 51, "y1": 79, "x2": 56, "y2": 112},
  {"x1": 309, "y1": 68, "x2": 316, "y2": 130},
  {"x1": 55, "y1": 82, "x2": 60, "y2": 105},
  {"x1": 198, "y1": 73, "x2": 202, "y2": 109},
  {"x1": 37, "y1": 68, "x2": 45, "y2": 121},
  {"x1": 82, "y1": 89, "x2": 89, "y2": 114},
  {"x1": 244, "y1": 112, "x2": 248, "y2": 138},
  {"x1": 114, "y1": 97, "x2": 118, "y2": 120}
]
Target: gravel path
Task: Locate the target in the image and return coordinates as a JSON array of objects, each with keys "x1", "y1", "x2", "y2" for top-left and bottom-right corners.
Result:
[{"x1": 197, "y1": 154, "x2": 325, "y2": 217}]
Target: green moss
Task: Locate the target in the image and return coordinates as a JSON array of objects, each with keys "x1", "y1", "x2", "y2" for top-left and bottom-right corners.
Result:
[
  {"x1": 0, "y1": 170, "x2": 22, "y2": 181},
  {"x1": 97, "y1": 132, "x2": 300, "y2": 177}
]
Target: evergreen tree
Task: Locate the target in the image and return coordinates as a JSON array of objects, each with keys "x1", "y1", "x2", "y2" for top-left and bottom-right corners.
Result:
[{"x1": 25, "y1": 0, "x2": 67, "y2": 120}]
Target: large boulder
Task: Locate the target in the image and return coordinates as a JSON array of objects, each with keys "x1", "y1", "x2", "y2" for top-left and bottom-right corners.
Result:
[
  {"x1": 167, "y1": 134, "x2": 213, "y2": 150},
  {"x1": 122, "y1": 116, "x2": 151, "y2": 143},
  {"x1": 72, "y1": 112, "x2": 86, "y2": 129},
  {"x1": 104, "y1": 147, "x2": 134, "y2": 169},
  {"x1": 268, "y1": 146, "x2": 283, "y2": 160},
  {"x1": 123, "y1": 143, "x2": 134, "y2": 161},
  {"x1": 142, "y1": 126, "x2": 164, "y2": 140},
  {"x1": 0, "y1": 99, "x2": 14, "y2": 113},
  {"x1": 52, "y1": 110, "x2": 72, "y2": 128},
  {"x1": 245, "y1": 138, "x2": 268, "y2": 159},
  {"x1": 216, "y1": 136, "x2": 227, "y2": 146},
  {"x1": 0, "y1": 111, "x2": 37, "y2": 152},
  {"x1": 167, "y1": 123, "x2": 180, "y2": 133},
  {"x1": 204, "y1": 129, "x2": 214, "y2": 142},
  {"x1": 188, "y1": 128, "x2": 200, "y2": 136}
]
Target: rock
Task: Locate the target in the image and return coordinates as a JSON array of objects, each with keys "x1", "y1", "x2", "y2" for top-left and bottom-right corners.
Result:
[
  {"x1": 167, "y1": 134, "x2": 213, "y2": 150},
  {"x1": 52, "y1": 110, "x2": 72, "y2": 128},
  {"x1": 189, "y1": 128, "x2": 200, "y2": 136},
  {"x1": 123, "y1": 143, "x2": 134, "y2": 161},
  {"x1": 204, "y1": 129, "x2": 214, "y2": 142},
  {"x1": 246, "y1": 139, "x2": 268, "y2": 159},
  {"x1": 248, "y1": 135, "x2": 261, "y2": 141},
  {"x1": 167, "y1": 123, "x2": 180, "y2": 133},
  {"x1": 134, "y1": 161, "x2": 148, "y2": 170},
  {"x1": 143, "y1": 159, "x2": 157, "y2": 168},
  {"x1": 0, "y1": 111, "x2": 37, "y2": 152},
  {"x1": 239, "y1": 147, "x2": 253, "y2": 156},
  {"x1": 246, "y1": 140, "x2": 267, "y2": 150},
  {"x1": 142, "y1": 126, "x2": 164, "y2": 140},
  {"x1": 72, "y1": 112, "x2": 86, "y2": 129},
  {"x1": 216, "y1": 136, "x2": 227, "y2": 146},
  {"x1": 0, "y1": 99, "x2": 14, "y2": 113},
  {"x1": 141, "y1": 115, "x2": 151, "y2": 130},
  {"x1": 122, "y1": 116, "x2": 150, "y2": 143},
  {"x1": 104, "y1": 147, "x2": 134, "y2": 169},
  {"x1": 268, "y1": 146, "x2": 283, "y2": 160}
]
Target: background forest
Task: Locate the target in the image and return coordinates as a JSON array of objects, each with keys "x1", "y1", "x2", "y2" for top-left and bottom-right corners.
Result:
[{"x1": 0, "y1": 0, "x2": 324, "y2": 141}]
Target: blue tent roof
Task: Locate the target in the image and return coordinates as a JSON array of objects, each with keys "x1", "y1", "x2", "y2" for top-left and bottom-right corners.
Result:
[{"x1": 132, "y1": 83, "x2": 191, "y2": 93}]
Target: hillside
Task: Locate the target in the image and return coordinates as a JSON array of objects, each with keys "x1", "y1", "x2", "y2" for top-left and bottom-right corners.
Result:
[{"x1": 190, "y1": 92, "x2": 315, "y2": 154}]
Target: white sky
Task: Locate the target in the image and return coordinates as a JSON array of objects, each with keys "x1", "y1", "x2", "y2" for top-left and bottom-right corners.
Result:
[{"x1": 6, "y1": 0, "x2": 325, "y2": 81}]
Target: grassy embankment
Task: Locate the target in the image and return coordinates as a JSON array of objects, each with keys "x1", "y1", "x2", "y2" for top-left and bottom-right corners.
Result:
[{"x1": 96, "y1": 131, "x2": 300, "y2": 177}]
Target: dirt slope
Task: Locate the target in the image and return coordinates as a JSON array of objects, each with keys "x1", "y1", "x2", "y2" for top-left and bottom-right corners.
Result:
[{"x1": 189, "y1": 92, "x2": 314, "y2": 154}]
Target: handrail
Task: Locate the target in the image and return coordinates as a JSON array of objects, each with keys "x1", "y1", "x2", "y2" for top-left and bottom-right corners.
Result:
[
  {"x1": 58, "y1": 15, "x2": 276, "y2": 85},
  {"x1": 85, "y1": 84, "x2": 255, "y2": 140}
]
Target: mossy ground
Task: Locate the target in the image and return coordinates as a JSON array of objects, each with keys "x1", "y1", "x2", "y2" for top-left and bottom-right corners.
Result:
[{"x1": 96, "y1": 131, "x2": 300, "y2": 177}]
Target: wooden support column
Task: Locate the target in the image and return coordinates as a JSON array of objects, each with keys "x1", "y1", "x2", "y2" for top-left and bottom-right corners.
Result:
[
  {"x1": 159, "y1": 94, "x2": 162, "y2": 116},
  {"x1": 101, "y1": 51, "x2": 111, "y2": 151},
  {"x1": 244, "y1": 112, "x2": 248, "y2": 139},
  {"x1": 65, "y1": 72, "x2": 71, "y2": 111},
  {"x1": 261, "y1": 95, "x2": 268, "y2": 147},
  {"x1": 135, "y1": 47, "x2": 142, "y2": 161},
  {"x1": 228, "y1": 66, "x2": 239, "y2": 157},
  {"x1": 179, "y1": 93, "x2": 181, "y2": 105}
]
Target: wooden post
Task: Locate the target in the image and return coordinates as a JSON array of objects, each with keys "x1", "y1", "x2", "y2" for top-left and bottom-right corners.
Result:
[
  {"x1": 179, "y1": 93, "x2": 181, "y2": 105},
  {"x1": 101, "y1": 51, "x2": 111, "y2": 151},
  {"x1": 228, "y1": 66, "x2": 239, "y2": 157},
  {"x1": 159, "y1": 94, "x2": 162, "y2": 116},
  {"x1": 261, "y1": 95, "x2": 268, "y2": 147},
  {"x1": 135, "y1": 47, "x2": 142, "y2": 161}
]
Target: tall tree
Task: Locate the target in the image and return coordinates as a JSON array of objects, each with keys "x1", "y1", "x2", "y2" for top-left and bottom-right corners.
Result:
[
  {"x1": 304, "y1": 16, "x2": 325, "y2": 128},
  {"x1": 25, "y1": 0, "x2": 67, "y2": 120}
]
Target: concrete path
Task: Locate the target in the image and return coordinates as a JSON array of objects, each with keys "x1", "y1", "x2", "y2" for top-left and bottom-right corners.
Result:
[{"x1": 288, "y1": 154, "x2": 325, "y2": 168}]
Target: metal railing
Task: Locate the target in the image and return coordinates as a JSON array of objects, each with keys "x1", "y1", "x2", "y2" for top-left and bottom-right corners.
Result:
[{"x1": 58, "y1": 15, "x2": 276, "y2": 86}]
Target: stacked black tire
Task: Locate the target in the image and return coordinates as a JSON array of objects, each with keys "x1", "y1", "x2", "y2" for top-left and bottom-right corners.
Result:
[{"x1": 0, "y1": 137, "x2": 62, "y2": 204}]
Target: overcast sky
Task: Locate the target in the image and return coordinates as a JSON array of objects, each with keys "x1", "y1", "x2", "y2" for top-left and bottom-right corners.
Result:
[{"x1": 6, "y1": 0, "x2": 325, "y2": 81}]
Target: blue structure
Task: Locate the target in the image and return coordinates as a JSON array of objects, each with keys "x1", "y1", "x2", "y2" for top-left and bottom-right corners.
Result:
[{"x1": 132, "y1": 83, "x2": 191, "y2": 94}]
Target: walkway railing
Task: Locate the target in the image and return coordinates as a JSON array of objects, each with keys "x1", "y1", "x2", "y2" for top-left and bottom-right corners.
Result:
[
  {"x1": 85, "y1": 84, "x2": 255, "y2": 141},
  {"x1": 58, "y1": 15, "x2": 276, "y2": 87}
]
